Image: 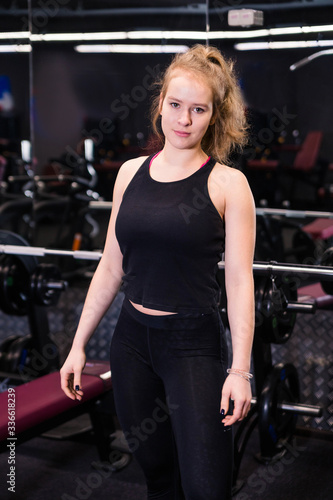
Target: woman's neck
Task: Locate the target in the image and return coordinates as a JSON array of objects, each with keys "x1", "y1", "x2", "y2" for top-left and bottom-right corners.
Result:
[{"x1": 160, "y1": 143, "x2": 208, "y2": 169}]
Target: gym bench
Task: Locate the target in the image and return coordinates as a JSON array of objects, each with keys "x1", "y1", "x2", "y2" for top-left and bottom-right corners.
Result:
[
  {"x1": 298, "y1": 282, "x2": 333, "y2": 309},
  {"x1": 0, "y1": 361, "x2": 116, "y2": 462}
]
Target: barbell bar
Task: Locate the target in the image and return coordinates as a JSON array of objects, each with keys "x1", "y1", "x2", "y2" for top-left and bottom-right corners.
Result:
[
  {"x1": 0, "y1": 244, "x2": 103, "y2": 261},
  {"x1": 246, "y1": 261, "x2": 333, "y2": 281},
  {"x1": 250, "y1": 397, "x2": 322, "y2": 417},
  {"x1": 81, "y1": 203, "x2": 333, "y2": 218},
  {"x1": 256, "y1": 207, "x2": 333, "y2": 219},
  {"x1": 87, "y1": 204, "x2": 333, "y2": 218},
  {"x1": 1, "y1": 244, "x2": 333, "y2": 281}
]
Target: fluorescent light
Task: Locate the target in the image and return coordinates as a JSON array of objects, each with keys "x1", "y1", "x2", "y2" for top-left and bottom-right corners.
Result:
[
  {"x1": 128, "y1": 30, "x2": 209, "y2": 40},
  {"x1": 302, "y1": 24, "x2": 333, "y2": 33},
  {"x1": 0, "y1": 45, "x2": 32, "y2": 53},
  {"x1": 235, "y1": 40, "x2": 333, "y2": 50},
  {"x1": 30, "y1": 32, "x2": 128, "y2": 42},
  {"x1": 75, "y1": 44, "x2": 189, "y2": 54},
  {"x1": 0, "y1": 31, "x2": 30, "y2": 40}
]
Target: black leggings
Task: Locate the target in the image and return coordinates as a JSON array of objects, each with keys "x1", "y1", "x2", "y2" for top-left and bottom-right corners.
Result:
[{"x1": 110, "y1": 299, "x2": 233, "y2": 500}]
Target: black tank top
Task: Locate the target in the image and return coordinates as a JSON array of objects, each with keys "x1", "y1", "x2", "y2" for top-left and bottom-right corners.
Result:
[{"x1": 115, "y1": 153, "x2": 225, "y2": 314}]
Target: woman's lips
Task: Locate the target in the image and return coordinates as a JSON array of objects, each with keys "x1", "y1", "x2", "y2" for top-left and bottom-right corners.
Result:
[{"x1": 174, "y1": 130, "x2": 190, "y2": 137}]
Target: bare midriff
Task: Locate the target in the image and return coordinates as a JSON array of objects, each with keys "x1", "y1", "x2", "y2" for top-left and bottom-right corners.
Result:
[{"x1": 130, "y1": 301, "x2": 177, "y2": 316}]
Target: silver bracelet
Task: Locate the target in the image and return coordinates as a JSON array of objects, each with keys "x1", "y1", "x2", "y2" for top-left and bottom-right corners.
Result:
[{"x1": 227, "y1": 368, "x2": 253, "y2": 382}]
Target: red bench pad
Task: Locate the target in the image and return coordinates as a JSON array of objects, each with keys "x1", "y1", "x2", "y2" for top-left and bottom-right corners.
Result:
[
  {"x1": 298, "y1": 282, "x2": 333, "y2": 309},
  {"x1": 302, "y1": 218, "x2": 333, "y2": 240},
  {"x1": 0, "y1": 362, "x2": 111, "y2": 441}
]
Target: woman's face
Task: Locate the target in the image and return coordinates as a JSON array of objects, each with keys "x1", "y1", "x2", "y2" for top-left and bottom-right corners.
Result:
[{"x1": 159, "y1": 70, "x2": 214, "y2": 152}]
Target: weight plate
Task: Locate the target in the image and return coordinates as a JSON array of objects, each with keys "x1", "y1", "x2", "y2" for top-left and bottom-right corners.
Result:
[
  {"x1": 0, "y1": 230, "x2": 38, "y2": 315},
  {"x1": 0, "y1": 256, "x2": 31, "y2": 315},
  {"x1": 6, "y1": 334, "x2": 33, "y2": 374},
  {"x1": 291, "y1": 229, "x2": 316, "y2": 264},
  {"x1": 255, "y1": 276, "x2": 297, "y2": 344},
  {"x1": 31, "y1": 263, "x2": 63, "y2": 307},
  {"x1": 0, "y1": 230, "x2": 38, "y2": 275},
  {"x1": 0, "y1": 335, "x2": 21, "y2": 372},
  {"x1": 258, "y1": 362, "x2": 300, "y2": 461}
]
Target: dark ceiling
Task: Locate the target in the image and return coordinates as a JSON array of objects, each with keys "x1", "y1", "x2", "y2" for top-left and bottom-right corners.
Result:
[{"x1": 0, "y1": 1, "x2": 332, "y2": 41}]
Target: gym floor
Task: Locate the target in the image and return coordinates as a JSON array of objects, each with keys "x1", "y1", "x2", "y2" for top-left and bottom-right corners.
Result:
[
  {"x1": 0, "y1": 275, "x2": 332, "y2": 500},
  {"x1": 0, "y1": 418, "x2": 332, "y2": 500}
]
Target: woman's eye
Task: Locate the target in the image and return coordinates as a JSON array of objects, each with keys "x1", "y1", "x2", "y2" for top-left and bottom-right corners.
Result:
[
  {"x1": 194, "y1": 107, "x2": 204, "y2": 113},
  {"x1": 171, "y1": 102, "x2": 179, "y2": 108}
]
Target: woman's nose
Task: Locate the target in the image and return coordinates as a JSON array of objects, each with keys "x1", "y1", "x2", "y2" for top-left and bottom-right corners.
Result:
[{"x1": 178, "y1": 109, "x2": 191, "y2": 126}]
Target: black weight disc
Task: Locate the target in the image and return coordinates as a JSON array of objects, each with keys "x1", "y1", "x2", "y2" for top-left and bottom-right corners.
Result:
[
  {"x1": 320, "y1": 247, "x2": 333, "y2": 295},
  {"x1": 0, "y1": 256, "x2": 31, "y2": 315},
  {"x1": 0, "y1": 335, "x2": 21, "y2": 372},
  {"x1": 291, "y1": 228, "x2": 316, "y2": 264},
  {"x1": 0, "y1": 230, "x2": 38, "y2": 275},
  {"x1": 259, "y1": 363, "x2": 300, "y2": 461},
  {"x1": 31, "y1": 263, "x2": 63, "y2": 307},
  {"x1": 254, "y1": 276, "x2": 267, "y2": 335},
  {"x1": 255, "y1": 276, "x2": 297, "y2": 344},
  {"x1": 0, "y1": 230, "x2": 38, "y2": 315},
  {"x1": 6, "y1": 334, "x2": 33, "y2": 374}
]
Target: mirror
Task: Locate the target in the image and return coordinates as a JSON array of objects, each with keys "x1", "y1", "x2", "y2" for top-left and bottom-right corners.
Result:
[{"x1": 0, "y1": 0, "x2": 33, "y2": 240}]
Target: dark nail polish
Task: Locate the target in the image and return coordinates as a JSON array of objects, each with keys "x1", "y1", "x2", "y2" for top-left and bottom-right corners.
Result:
[
  {"x1": 223, "y1": 426, "x2": 231, "y2": 432},
  {"x1": 75, "y1": 385, "x2": 80, "y2": 391},
  {"x1": 220, "y1": 409, "x2": 225, "y2": 416}
]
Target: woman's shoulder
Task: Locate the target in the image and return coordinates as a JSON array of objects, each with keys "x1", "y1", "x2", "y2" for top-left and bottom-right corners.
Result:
[
  {"x1": 115, "y1": 155, "x2": 149, "y2": 190},
  {"x1": 119, "y1": 155, "x2": 149, "y2": 176},
  {"x1": 211, "y1": 162, "x2": 250, "y2": 192}
]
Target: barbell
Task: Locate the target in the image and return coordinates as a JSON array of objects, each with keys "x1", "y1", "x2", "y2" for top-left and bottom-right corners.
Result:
[{"x1": 256, "y1": 207, "x2": 333, "y2": 219}]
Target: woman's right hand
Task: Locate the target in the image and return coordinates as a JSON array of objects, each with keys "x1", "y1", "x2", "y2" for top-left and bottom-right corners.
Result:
[{"x1": 60, "y1": 348, "x2": 86, "y2": 401}]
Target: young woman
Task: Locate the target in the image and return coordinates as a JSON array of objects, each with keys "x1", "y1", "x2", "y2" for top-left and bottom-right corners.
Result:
[{"x1": 61, "y1": 44, "x2": 256, "y2": 500}]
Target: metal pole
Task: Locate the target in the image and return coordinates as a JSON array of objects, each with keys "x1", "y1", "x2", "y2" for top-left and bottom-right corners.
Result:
[
  {"x1": 218, "y1": 261, "x2": 333, "y2": 281},
  {"x1": 256, "y1": 208, "x2": 333, "y2": 219}
]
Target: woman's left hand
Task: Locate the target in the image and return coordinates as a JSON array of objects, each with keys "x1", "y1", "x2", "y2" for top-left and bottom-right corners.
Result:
[{"x1": 220, "y1": 374, "x2": 252, "y2": 426}]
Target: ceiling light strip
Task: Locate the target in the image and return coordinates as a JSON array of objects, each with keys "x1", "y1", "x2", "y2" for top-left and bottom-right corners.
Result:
[
  {"x1": 75, "y1": 44, "x2": 189, "y2": 54},
  {"x1": 0, "y1": 44, "x2": 31, "y2": 52},
  {"x1": 0, "y1": 31, "x2": 30, "y2": 40},
  {"x1": 235, "y1": 40, "x2": 333, "y2": 51}
]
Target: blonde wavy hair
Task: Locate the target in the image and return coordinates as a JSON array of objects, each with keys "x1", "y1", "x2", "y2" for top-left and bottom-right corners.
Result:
[{"x1": 150, "y1": 44, "x2": 248, "y2": 164}]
